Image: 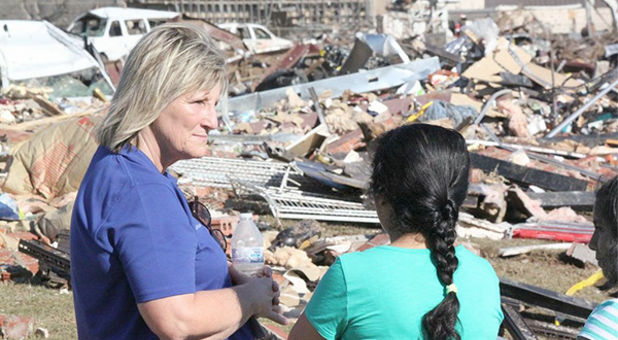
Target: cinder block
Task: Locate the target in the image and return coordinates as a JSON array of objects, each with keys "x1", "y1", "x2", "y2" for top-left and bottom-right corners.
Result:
[
  {"x1": 0, "y1": 314, "x2": 34, "y2": 340},
  {"x1": 326, "y1": 129, "x2": 364, "y2": 156},
  {"x1": 0, "y1": 249, "x2": 39, "y2": 281}
]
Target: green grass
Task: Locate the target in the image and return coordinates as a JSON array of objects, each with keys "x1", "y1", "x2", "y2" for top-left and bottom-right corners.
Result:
[{"x1": 0, "y1": 282, "x2": 76, "y2": 340}]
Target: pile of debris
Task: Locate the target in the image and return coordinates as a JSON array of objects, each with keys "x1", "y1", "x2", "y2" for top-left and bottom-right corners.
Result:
[{"x1": 3, "y1": 7, "x2": 618, "y2": 338}]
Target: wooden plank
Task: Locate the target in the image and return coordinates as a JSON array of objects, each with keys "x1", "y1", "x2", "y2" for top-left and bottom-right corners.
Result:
[
  {"x1": 522, "y1": 62, "x2": 582, "y2": 90},
  {"x1": 501, "y1": 300, "x2": 538, "y2": 340},
  {"x1": 526, "y1": 191, "x2": 595, "y2": 209},
  {"x1": 499, "y1": 243, "x2": 571, "y2": 257},
  {"x1": 0, "y1": 110, "x2": 94, "y2": 132},
  {"x1": 542, "y1": 131, "x2": 618, "y2": 147},
  {"x1": 470, "y1": 153, "x2": 589, "y2": 192},
  {"x1": 500, "y1": 277, "x2": 596, "y2": 321}
]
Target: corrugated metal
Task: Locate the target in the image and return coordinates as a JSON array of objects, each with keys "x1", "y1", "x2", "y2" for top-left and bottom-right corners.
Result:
[{"x1": 485, "y1": 0, "x2": 606, "y2": 8}]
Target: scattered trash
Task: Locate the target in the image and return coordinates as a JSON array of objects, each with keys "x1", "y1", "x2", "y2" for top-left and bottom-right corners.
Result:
[{"x1": 3, "y1": 3, "x2": 618, "y2": 338}]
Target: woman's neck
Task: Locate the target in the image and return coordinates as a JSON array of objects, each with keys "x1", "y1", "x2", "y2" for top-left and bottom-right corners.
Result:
[
  {"x1": 135, "y1": 128, "x2": 166, "y2": 173},
  {"x1": 388, "y1": 231, "x2": 428, "y2": 249}
]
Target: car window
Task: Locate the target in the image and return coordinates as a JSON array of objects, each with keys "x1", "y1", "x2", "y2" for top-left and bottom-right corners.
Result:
[
  {"x1": 69, "y1": 20, "x2": 85, "y2": 35},
  {"x1": 125, "y1": 19, "x2": 147, "y2": 35},
  {"x1": 238, "y1": 27, "x2": 250, "y2": 39},
  {"x1": 109, "y1": 21, "x2": 122, "y2": 37},
  {"x1": 254, "y1": 28, "x2": 271, "y2": 39},
  {"x1": 148, "y1": 19, "x2": 168, "y2": 29},
  {"x1": 70, "y1": 17, "x2": 107, "y2": 37}
]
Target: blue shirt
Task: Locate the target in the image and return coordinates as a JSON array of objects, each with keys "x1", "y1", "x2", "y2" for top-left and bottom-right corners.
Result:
[
  {"x1": 305, "y1": 245, "x2": 503, "y2": 339},
  {"x1": 70, "y1": 145, "x2": 252, "y2": 340}
]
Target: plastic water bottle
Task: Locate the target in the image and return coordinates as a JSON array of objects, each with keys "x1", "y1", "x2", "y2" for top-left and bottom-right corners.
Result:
[{"x1": 231, "y1": 213, "x2": 264, "y2": 277}]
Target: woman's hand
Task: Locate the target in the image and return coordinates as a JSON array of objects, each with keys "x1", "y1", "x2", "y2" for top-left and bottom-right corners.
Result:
[
  {"x1": 229, "y1": 265, "x2": 281, "y2": 306},
  {"x1": 244, "y1": 273, "x2": 287, "y2": 325},
  {"x1": 259, "y1": 266, "x2": 281, "y2": 306},
  {"x1": 228, "y1": 263, "x2": 251, "y2": 285}
]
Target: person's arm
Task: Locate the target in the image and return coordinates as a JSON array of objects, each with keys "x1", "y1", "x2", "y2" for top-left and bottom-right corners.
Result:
[
  {"x1": 289, "y1": 258, "x2": 348, "y2": 340},
  {"x1": 577, "y1": 299, "x2": 618, "y2": 340},
  {"x1": 289, "y1": 314, "x2": 326, "y2": 340},
  {"x1": 138, "y1": 277, "x2": 286, "y2": 340},
  {"x1": 110, "y1": 186, "x2": 285, "y2": 339}
]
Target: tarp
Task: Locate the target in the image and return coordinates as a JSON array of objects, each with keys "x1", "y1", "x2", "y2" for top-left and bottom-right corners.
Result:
[
  {"x1": 2, "y1": 115, "x2": 101, "y2": 199},
  {"x1": 0, "y1": 20, "x2": 101, "y2": 84}
]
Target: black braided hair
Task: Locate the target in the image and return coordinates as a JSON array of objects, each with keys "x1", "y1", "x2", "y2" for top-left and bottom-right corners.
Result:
[{"x1": 370, "y1": 123, "x2": 470, "y2": 340}]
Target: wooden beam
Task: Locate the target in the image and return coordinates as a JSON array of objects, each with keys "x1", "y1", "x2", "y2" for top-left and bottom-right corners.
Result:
[
  {"x1": 526, "y1": 191, "x2": 595, "y2": 209},
  {"x1": 501, "y1": 300, "x2": 538, "y2": 340},
  {"x1": 500, "y1": 277, "x2": 596, "y2": 321},
  {"x1": 470, "y1": 153, "x2": 589, "y2": 192},
  {"x1": 499, "y1": 243, "x2": 572, "y2": 257}
]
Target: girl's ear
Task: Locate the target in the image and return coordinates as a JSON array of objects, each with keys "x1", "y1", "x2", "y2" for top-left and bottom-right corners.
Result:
[{"x1": 375, "y1": 194, "x2": 385, "y2": 207}]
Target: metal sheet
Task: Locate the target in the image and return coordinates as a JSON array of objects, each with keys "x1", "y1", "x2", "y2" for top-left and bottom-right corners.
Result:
[
  {"x1": 227, "y1": 57, "x2": 440, "y2": 113},
  {"x1": 170, "y1": 156, "x2": 305, "y2": 189},
  {"x1": 231, "y1": 180, "x2": 379, "y2": 224},
  {"x1": 251, "y1": 43, "x2": 312, "y2": 90}
]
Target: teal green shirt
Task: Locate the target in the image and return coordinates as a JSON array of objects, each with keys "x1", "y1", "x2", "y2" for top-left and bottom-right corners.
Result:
[
  {"x1": 579, "y1": 298, "x2": 618, "y2": 340},
  {"x1": 305, "y1": 245, "x2": 503, "y2": 340}
]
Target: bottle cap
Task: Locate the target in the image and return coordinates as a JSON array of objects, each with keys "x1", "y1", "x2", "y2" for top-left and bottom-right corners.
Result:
[{"x1": 239, "y1": 213, "x2": 253, "y2": 220}]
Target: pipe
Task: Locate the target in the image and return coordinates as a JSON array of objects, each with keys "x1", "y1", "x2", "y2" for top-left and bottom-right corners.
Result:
[
  {"x1": 474, "y1": 89, "x2": 512, "y2": 125},
  {"x1": 546, "y1": 74, "x2": 618, "y2": 138}
]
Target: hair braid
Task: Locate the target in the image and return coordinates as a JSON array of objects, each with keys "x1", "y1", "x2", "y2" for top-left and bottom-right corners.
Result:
[{"x1": 422, "y1": 200, "x2": 461, "y2": 340}]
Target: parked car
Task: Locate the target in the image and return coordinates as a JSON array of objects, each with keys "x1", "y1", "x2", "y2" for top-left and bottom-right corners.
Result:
[
  {"x1": 218, "y1": 23, "x2": 293, "y2": 54},
  {"x1": 68, "y1": 7, "x2": 180, "y2": 61}
]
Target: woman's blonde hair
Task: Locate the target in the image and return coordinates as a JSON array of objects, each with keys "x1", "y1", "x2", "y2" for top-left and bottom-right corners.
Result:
[{"x1": 97, "y1": 22, "x2": 227, "y2": 152}]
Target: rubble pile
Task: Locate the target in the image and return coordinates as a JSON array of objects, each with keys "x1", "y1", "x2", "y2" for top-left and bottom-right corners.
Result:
[{"x1": 2, "y1": 5, "x2": 618, "y2": 338}]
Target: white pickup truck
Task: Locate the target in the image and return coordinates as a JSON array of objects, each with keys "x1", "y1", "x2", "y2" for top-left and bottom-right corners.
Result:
[{"x1": 68, "y1": 7, "x2": 179, "y2": 62}]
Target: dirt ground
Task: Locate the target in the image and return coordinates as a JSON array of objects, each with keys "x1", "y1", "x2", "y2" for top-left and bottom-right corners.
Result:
[
  {"x1": 474, "y1": 237, "x2": 614, "y2": 304},
  {"x1": 262, "y1": 219, "x2": 616, "y2": 339},
  {"x1": 1, "y1": 221, "x2": 614, "y2": 340},
  {"x1": 313, "y1": 220, "x2": 614, "y2": 304}
]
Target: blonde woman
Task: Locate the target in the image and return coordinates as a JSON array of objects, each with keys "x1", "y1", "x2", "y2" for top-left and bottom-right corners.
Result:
[{"x1": 70, "y1": 23, "x2": 286, "y2": 340}]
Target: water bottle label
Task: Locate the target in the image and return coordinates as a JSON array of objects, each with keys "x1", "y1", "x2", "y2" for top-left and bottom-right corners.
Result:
[{"x1": 232, "y1": 247, "x2": 264, "y2": 264}]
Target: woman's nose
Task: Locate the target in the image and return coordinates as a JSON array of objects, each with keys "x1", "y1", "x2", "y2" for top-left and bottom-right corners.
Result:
[{"x1": 202, "y1": 106, "x2": 218, "y2": 130}]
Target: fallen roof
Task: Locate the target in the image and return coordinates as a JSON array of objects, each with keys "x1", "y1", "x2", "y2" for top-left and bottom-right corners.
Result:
[{"x1": 0, "y1": 20, "x2": 101, "y2": 84}]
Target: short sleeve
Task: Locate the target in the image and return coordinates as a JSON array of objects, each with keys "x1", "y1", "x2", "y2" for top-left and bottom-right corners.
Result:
[
  {"x1": 482, "y1": 261, "x2": 504, "y2": 328},
  {"x1": 104, "y1": 183, "x2": 197, "y2": 303},
  {"x1": 304, "y1": 258, "x2": 348, "y2": 340},
  {"x1": 488, "y1": 268, "x2": 504, "y2": 332},
  {"x1": 579, "y1": 299, "x2": 618, "y2": 340}
]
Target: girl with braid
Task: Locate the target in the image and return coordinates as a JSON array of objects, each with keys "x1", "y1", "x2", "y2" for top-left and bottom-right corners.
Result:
[{"x1": 289, "y1": 124, "x2": 503, "y2": 340}]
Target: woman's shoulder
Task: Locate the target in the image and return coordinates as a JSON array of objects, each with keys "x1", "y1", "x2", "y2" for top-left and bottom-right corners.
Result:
[
  {"x1": 455, "y1": 244, "x2": 489, "y2": 261},
  {"x1": 595, "y1": 298, "x2": 618, "y2": 310},
  {"x1": 87, "y1": 145, "x2": 172, "y2": 188},
  {"x1": 335, "y1": 245, "x2": 430, "y2": 272},
  {"x1": 78, "y1": 146, "x2": 180, "y2": 212},
  {"x1": 455, "y1": 245, "x2": 498, "y2": 274}
]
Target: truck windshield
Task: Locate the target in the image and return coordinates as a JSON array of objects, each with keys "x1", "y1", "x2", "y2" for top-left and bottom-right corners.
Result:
[{"x1": 70, "y1": 16, "x2": 107, "y2": 37}]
